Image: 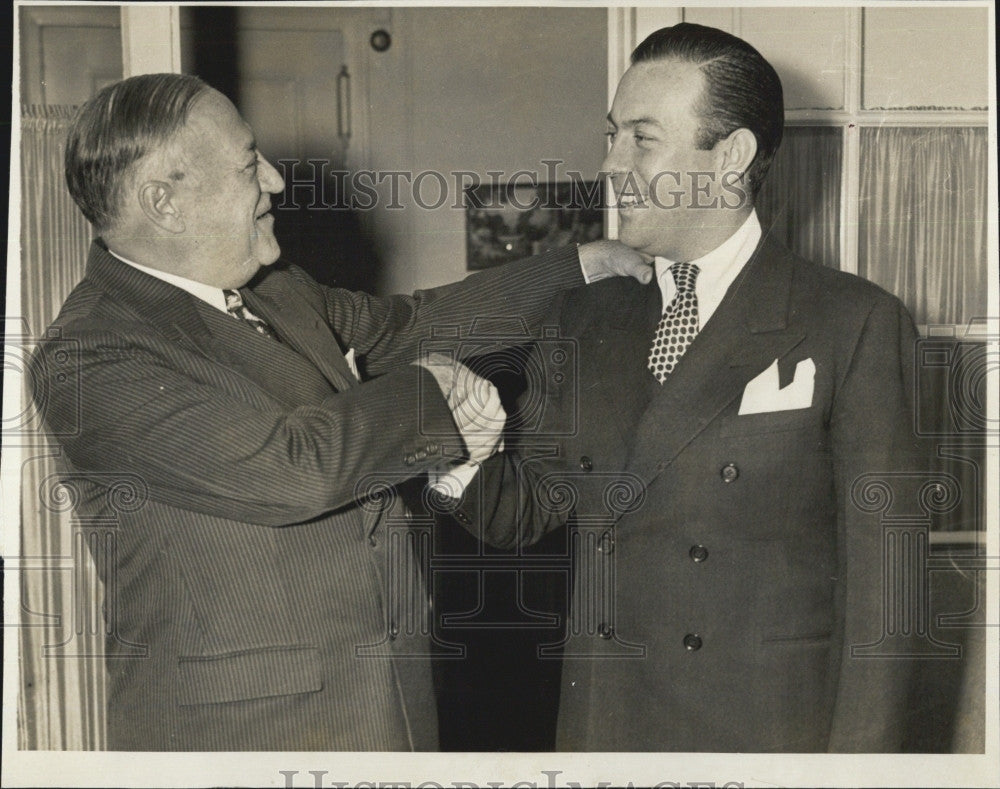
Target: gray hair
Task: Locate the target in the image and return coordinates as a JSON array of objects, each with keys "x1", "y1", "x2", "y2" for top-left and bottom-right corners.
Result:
[{"x1": 64, "y1": 73, "x2": 210, "y2": 230}]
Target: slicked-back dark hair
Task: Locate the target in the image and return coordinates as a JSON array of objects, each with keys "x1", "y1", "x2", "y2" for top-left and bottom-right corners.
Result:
[
  {"x1": 65, "y1": 73, "x2": 210, "y2": 231},
  {"x1": 631, "y1": 22, "x2": 783, "y2": 198}
]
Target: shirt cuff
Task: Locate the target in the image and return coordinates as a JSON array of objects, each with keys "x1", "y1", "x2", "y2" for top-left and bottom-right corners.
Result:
[{"x1": 578, "y1": 244, "x2": 600, "y2": 284}]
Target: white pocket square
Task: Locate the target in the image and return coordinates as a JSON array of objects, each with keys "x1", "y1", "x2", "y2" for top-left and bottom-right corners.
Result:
[
  {"x1": 344, "y1": 347, "x2": 361, "y2": 382},
  {"x1": 738, "y1": 357, "x2": 815, "y2": 415}
]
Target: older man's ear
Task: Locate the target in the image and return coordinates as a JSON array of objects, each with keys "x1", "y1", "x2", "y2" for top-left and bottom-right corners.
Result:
[
  {"x1": 578, "y1": 239, "x2": 654, "y2": 285},
  {"x1": 138, "y1": 180, "x2": 185, "y2": 233}
]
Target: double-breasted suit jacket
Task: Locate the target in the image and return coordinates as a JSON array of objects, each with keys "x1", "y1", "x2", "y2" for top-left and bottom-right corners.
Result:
[
  {"x1": 454, "y1": 233, "x2": 923, "y2": 752},
  {"x1": 34, "y1": 240, "x2": 584, "y2": 750}
]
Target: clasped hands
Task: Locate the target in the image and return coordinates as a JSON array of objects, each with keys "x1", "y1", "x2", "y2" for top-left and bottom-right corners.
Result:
[
  {"x1": 417, "y1": 353, "x2": 506, "y2": 468},
  {"x1": 414, "y1": 239, "x2": 651, "y2": 493}
]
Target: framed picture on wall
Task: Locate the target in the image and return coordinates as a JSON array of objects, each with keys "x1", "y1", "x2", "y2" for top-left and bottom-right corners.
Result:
[{"x1": 464, "y1": 180, "x2": 605, "y2": 270}]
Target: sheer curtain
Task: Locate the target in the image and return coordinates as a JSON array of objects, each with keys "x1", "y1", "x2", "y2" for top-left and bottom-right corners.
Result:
[
  {"x1": 858, "y1": 127, "x2": 988, "y2": 327},
  {"x1": 858, "y1": 126, "x2": 989, "y2": 754},
  {"x1": 858, "y1": 125, "x2": 989, "y2": 532},
  {"x1": 757, "y1": 126, "x2": 842, "y2": 269},
  {"x1": 18, "y1": 104, "x2": 105, "y2": 749}
]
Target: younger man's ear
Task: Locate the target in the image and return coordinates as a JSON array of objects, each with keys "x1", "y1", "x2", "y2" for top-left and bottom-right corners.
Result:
[
  {"x1": 138, "y1": 181, "x2": 185, "y2": 233},
  {"x1": 716, "y1": 127, "x2": 758, "y2": 180}
]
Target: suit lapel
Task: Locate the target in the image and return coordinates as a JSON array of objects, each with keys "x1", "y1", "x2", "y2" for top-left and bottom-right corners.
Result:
[
  {"x1": 592, "y1": 280, "x2": 663, "y2": 444},
  {"x1": 243, "y1": 277, "x2": 359, "y2": 393},
  {"x1": 87, "y1": 242, "x2": 218, "y2": 357},
  {"x1": 86, "y1": 243, "x2": 346, "y2": 406},
  {"x1": 624, "y1": 235, "x2": 805, "y2": 489}
]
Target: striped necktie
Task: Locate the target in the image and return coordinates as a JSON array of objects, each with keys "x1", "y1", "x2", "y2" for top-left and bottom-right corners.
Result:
[{"x1": 223, "y1": 289, "x2": 279, "y2": 341}]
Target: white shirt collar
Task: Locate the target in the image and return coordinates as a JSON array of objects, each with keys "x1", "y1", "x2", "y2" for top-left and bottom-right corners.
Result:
[
  {"x1": 653, "y1": 210, "x2": 762, "y2": 328},
  {"x1": 107, "y1": 249, "x2": 229, "y2": 313}
]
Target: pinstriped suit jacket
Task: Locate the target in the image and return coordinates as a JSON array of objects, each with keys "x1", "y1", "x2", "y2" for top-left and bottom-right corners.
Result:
[{"x1": 34, "y1": 240, "x2": 583, "y2": 750}]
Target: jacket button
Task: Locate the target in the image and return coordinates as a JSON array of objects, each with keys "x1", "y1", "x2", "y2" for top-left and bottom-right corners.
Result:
[
  {"x1": 368, "y1": 534, "x2": 378, "y2": 548},
  {"x1": 689, "y1": 544, "x2": 708, "y2": 562},
  {"x1": 597, "y1": 531, "x2": 614, "y2": 554},
  {"x1": 683, "y1": 633, "x2": 703, "y2": 651},
  {"x1": 598, "y1": 623, "x2": 613, "y2": 639},
  {"x1": 389, "y1": 622, "x2": 400, "y2": 641},
  {"x1": 456, "y1": 512, "x2": 470, "y2": 525},
  {"x1": 579, "y1": 455, "x2": 593, "y2": 471},
  {"x1": 720, "y1": 463, "x2": 739, "y2": 483}
]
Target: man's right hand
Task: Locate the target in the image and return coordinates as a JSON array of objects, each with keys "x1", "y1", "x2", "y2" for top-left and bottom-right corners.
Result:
[
  {"x1": 578, "y1": 239, "x2": 653, "y2": 285},
  {"x1": 415, "y1": 353, "x2": 506, "y2": 464}
]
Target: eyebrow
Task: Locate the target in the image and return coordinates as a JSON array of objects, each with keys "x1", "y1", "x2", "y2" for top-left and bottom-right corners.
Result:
[
  {"x1": 607, "y1": 113, "x2": 665, "y2": 130},
  {"x1": 608, "y1": 112, "x2": 663, "y2": 129}
]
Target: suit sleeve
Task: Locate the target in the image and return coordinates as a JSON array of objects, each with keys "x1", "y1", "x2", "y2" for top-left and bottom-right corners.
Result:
[
  {"x1": 36, "y1": 330, "x2": 461, "y2": 527},
  {"x1": 306, "y1": 245, "x2": 584, "y2": 375},
  {"x1": 37, "y1": 247, "x2": 583, "y2": 529},
  {"x1": 443, "y1": 447, "x2": 572, "y2": 550},
  {"x1": 827, "y1": 292, "x2": 924, "y2": 751},
  {"x1": 443, "y1": 287, "x2": 579, "y2": 549}
]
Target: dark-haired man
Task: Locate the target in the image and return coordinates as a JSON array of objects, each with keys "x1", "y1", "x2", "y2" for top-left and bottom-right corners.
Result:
[
  {"x1": 439, "y1": 23, "x2": 922, "y2": 752},
  {"x1": 31, "y1": 72, "x2": 649, "y2": 750}
]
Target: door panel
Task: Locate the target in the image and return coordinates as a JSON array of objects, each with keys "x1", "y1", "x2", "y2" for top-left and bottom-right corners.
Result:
[{"x1": 181, "y1": 7, "x2": 384, "y2": 289}]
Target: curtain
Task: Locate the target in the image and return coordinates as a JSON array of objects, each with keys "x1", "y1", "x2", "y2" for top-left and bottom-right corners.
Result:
[
  {"x1": 18, "y1": 104, "x2": 105, "y2": 749},
  {"x1": 858, "y1": 126, "x2": 988, "y2": 327},
  {"x1": 757, "y1": 126, "x2": 842, "y2": 269},
  {"x1": 858, "y1": 125, "x2": 989, "y2": 535}
]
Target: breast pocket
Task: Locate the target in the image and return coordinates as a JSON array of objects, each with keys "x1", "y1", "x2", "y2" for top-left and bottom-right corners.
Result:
[{"x1": 719, "y1": 405, "x2": 821, "y2": 438}]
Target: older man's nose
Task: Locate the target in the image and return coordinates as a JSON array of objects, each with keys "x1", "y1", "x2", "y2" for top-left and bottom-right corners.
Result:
[{"x1": 257, "y1": 156, "x2": 285, "y2": 193}]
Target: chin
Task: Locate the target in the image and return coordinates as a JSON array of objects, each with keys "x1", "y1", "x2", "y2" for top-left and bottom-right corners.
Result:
[
  {"x1": 256, "y1": 244, "x2": 282, "y2": 268},
  {"x1": 617, "y1": 230, "x2": 657, "y2": 258}
]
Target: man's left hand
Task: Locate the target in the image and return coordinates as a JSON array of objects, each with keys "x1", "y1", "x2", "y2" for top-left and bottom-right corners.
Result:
[{"x1": 578, "y1": 240, "x2": 653, "y2": 285}]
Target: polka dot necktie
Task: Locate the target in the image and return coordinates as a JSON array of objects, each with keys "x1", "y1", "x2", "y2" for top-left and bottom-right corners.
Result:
[
  {"x1": 224, "y1": 289, "x2": 279, "y2": 341},
  {"x1": 647, "y1": 262, "x2": 700, "y2": 383}
]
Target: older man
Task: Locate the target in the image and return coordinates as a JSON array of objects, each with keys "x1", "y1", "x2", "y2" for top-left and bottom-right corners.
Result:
[
  {"x1": 32, "y1": 72, "x2": 647, "y2": 750},
  {"x1": 439, "y1": 23, "x2": 924, "y2": 752}
]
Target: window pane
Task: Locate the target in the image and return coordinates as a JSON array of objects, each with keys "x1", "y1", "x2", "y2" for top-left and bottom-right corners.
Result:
[
  {"x1": 684, "y1": 8, "x2": 849, "y2": 110},
  {"x1": 757, "y1": 126, "x2": 842, "y2": 269},
  {"x1": 863, "y1": 8, "x2": 989, "y2": 110},
  {"x1": 858, "y1": 127, "x2": 988, "y2": 326}
]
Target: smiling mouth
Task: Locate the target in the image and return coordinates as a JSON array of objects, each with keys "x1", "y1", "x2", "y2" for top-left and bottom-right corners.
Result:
[
  {"x1": 615, "y1": 193, "x2": 651, "y2": 212},
  {"x1": 609, "y1": 184, "x2": 648, "y2": 208}
]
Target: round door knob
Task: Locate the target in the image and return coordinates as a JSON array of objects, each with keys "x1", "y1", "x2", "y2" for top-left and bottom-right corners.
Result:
[{"x1": 370, "y1": 29, "x2": 392, "y2": 52}]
